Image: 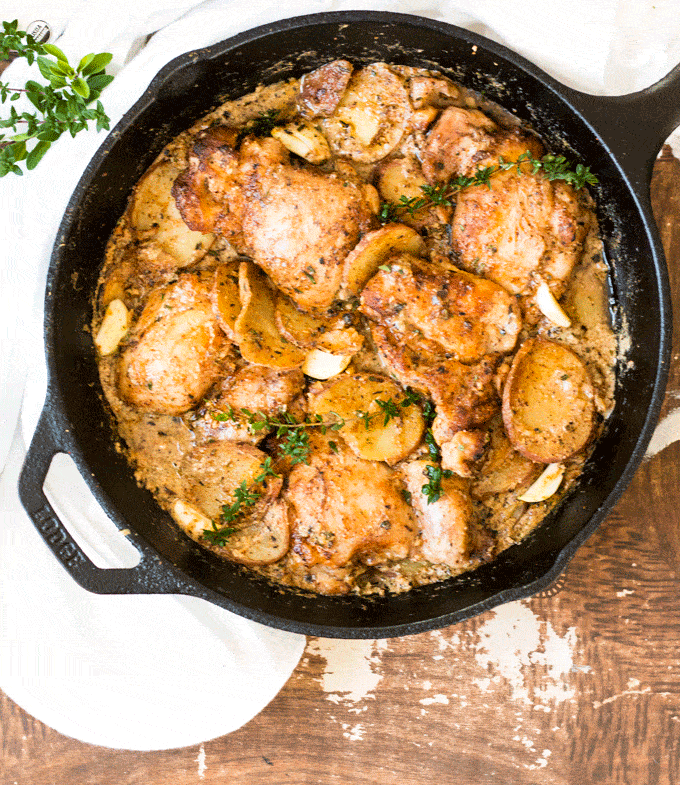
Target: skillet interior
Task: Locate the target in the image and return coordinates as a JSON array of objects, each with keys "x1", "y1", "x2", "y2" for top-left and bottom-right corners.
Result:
[{"x1": 44, "y1": 13, "x2": 668, "y2": 636}]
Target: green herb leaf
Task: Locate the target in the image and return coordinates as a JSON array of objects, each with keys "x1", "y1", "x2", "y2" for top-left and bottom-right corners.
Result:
[
  {"x1": 71, "y1": 77, "x2": 90, "y2": 99},
  {"x1": 81, "y1": 52, "x2": 113, "y2": 76},
  {"x1": 0, "y1": 24, "x2": 113, "y2": 176},
  {"x1": 26, "y1": 140, "x2": 50, "y2": 170},
  {"x1": 43, "y1": 43, "x2": 68, "y2": 63}
]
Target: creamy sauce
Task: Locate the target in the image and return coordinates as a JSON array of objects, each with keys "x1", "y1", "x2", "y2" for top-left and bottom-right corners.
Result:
[{"x1": 94, "y1": 62, "x2": 616, "y2": 596}]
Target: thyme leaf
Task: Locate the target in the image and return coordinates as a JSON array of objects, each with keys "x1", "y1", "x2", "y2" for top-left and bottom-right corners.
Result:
[{"x1": 203, "y1": 459, "x2": 281, "y2": 546}]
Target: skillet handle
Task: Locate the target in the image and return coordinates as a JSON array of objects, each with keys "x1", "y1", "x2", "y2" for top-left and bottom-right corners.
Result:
[
  {"x1": 18, "y1": 401, "x2": 191, "y2": 597},
  {"x1": 563, "y1": 62, "x2": 680, "y2": 201}
]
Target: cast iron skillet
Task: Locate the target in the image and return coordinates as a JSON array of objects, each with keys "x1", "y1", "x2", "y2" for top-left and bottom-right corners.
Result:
[{"x1": 19, "y1": 12, "x2": 675, "y2": 638}]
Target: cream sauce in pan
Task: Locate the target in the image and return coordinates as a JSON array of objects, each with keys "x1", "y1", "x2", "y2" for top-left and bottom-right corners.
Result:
[{"x1": 94, "y1": 61, "x2": 616, "y2": 596}]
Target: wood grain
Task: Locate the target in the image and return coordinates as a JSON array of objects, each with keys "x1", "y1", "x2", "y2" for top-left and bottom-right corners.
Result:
[{"x1": 2, "y1": 143, "x2": 680, "y2": 785}]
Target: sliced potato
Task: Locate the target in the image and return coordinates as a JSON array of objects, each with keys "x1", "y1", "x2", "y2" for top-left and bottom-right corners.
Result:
[
  {"x1": 298, "y1": 59, "x2": 354, "y2": 117},
  {"x1": 308, "y1": 372, "x2": 425, "y2": 464},
  {"x1": 472, "y1": 421, "x2": 539, "y2": 499},
  {"x1": 341, "y1": 224, "x2": 426, "y2": 296},
  {"x1": 117, "y1": 272, "x2": 231, "y2": 415},
  {"x1": 408, "y1": 75, "x2": 461, "y2": 109},
  {"x1": 211, "y1": 261, "x2": 241, "y2": 339},
  {"x1": 376, "y1": 156, "x2": 451, "y2": 228},
  {"x1": 322, "y1": 63, "x2": 410, "y2": 163},
  {"x1": 271, "y1": 121, "x2": 331, "y2": 164},
  {"x1": 275, "y1": 293, "x2": 363, "y2": 355},
  {"x1": 234, "y1": 261, "x2": 306, "y2": 369},
  {"x1": 518, "y1": 463, "x2": 565, "y2": 503},
  {"x1": 94, "y1": 298, "x2": 130, "y2": 356},
  {"x1": 178, "y1": 442, "x2": 289, "y2": 566},
  {"x1": 302, "y1": 349, "x2": 353, "y2": 380},
  {"x1": 502, "y1": 338, "x2": 595, "y2": 463},
  {"x1": 181, "y1": 441, "x2": 274, "y2": 520},
  {"x1": 130, "y1": 159, "x2": 214, "y2": 265},
  {"x1": 225, "y1": 499, "x2": 290, "y2": 566}
]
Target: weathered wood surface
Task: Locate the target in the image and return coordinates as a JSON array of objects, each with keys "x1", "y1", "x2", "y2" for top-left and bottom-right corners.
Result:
[{"x1": 2, "y1": 135, "x2": 679, "y2": 785}]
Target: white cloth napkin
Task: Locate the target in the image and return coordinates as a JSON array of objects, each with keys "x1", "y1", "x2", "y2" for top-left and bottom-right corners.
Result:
[{"x1": 1, "y1": 0, "x2": 679, "y2": 751}]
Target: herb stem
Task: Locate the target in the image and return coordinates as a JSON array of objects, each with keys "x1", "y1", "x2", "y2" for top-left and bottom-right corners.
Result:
[{"x1": 380, "y1": 150, "x2": 597, "y2": 223}]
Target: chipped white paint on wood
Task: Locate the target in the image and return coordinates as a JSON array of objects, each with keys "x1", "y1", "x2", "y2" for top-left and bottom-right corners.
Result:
[{"x1": 645, "y1": 407, "x2": 680, "y2": 459}]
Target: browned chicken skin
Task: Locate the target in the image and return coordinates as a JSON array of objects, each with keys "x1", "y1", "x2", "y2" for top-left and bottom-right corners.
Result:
[
  {"x1": 239, "y1": 137, "x2": 376, "y2": 311},
  {"x1": 421, "y1": 106, "x2": 589, "y2": 298},
  {"x1": 360, "y1": 253, "x2": 521, "y2": 363},
  {"x1": 172, "y1": 126, "x2": 245, "y2": 245},
  {"x1": 400, "y1": 460, "x2": 490, "y2": 568},
  {"x1": 453, "y1": 170, "x2": 589, "y2": 297},
  {"x1": 370, "y1": 324, "x2": 499, "y2": 439},
  {"x1": 286, "y1": 434, "x2": 417, "y2": 583},
  {"x1": 174, "y1": 132, "x2": 376, "y2": 312}
]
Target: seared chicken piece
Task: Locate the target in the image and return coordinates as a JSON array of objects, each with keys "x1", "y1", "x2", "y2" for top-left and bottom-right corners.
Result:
[
  {"x1": 440, "y1": 429, "x2": 489, "y2": 478},
  {"x1": 193, "y1": 365, "x2": 305, "y2": 444},
  {"x1": 240, "y1": 137, "x2": 375, "y2": 311},
  {"x1": 401, "y1": 460, "x2": 490, "y2": 568},
  {"x1": 172, "y1": 126, "x2": 245, "y2": 246},
  {"x1": 420, "y1": 106, "x2": 588, "y2": 298},
  {"x1": 421, "y1": 106, "x2": 497, "y2": 185},
  {"x1": 360, "y1": 254, "x2": 521, "y2": 363},
  {"x1": 371, "y1": 324, "x2": 498, "y2": 439},
  {"x1": 298, "y1": 59, "x2": 354, "y2": 117},
  {"x1": 453, "y1": 169, "x2": 590, "y2": 297},
  {"x1": 286, "y1": 434, "x2": 417, "y2": 574},
  {"x1": 118, "y1": 271, "x2": 233, "y2": 414}
]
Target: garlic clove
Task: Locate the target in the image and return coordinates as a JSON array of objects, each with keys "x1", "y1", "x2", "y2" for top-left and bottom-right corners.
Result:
[
  {"x1": 172, "y1": 499, "x2": 212, "y2": 539},
  {"x1": 518, "y1": 462, "x2": 565, "y2": 503},
  {"x1": 302, "y1": 349, "x2": 352, "y2": 379},
  {"x1": 94, "y1": 298, "x2": 130, "y2": 356},
  {"x1": 536, "y1": 281, "x2": 571, "y2": 327},
  {"x1": 271, "y1": 121, "x2": 331, "y2": 165}
]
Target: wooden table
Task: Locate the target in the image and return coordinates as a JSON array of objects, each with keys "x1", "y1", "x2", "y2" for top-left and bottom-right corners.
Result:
[{"x1": 2, "y1": 100, "x2": 680, "y2": 785}]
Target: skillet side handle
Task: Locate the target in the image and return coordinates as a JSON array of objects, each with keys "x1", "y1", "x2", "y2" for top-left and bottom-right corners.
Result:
[
  {"x1": 563, "y1": 62, "x2": 680, "y2": 201},
  {"x1": 18, "y1": 403, "x2": 191, "y2": 597}
]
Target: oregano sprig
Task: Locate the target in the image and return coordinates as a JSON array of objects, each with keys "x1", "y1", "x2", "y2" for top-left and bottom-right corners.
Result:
[
  {"x1": 0, "y1": 19, "x2": 114, "y2": 176},
  {"x1": 379, "y1": 149, "x2": 597, "y2": 223}
]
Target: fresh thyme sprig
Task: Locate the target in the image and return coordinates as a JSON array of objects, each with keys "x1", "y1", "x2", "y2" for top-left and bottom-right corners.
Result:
[
  {"x1": 417, "y1": 397, "x2": 454, "y2": 504},
  {"x1": 210, "y1": 406, "x2": 346, "y2": 467},
  {"x1": 0, "y1": 19, "x2": 113, "y2": 176},
  {"x1": 208, "y1": 387, "x2": 451, "y2": 504},
  {"x1": 209, "y1": 389, "x2": 423, "y2": 467},
  {"x1": 379, "y1": 150, "x2": 597, "y2": 223},
  {"x1": 203, "y1": 457, "x2": 280, "y2": 546}
]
